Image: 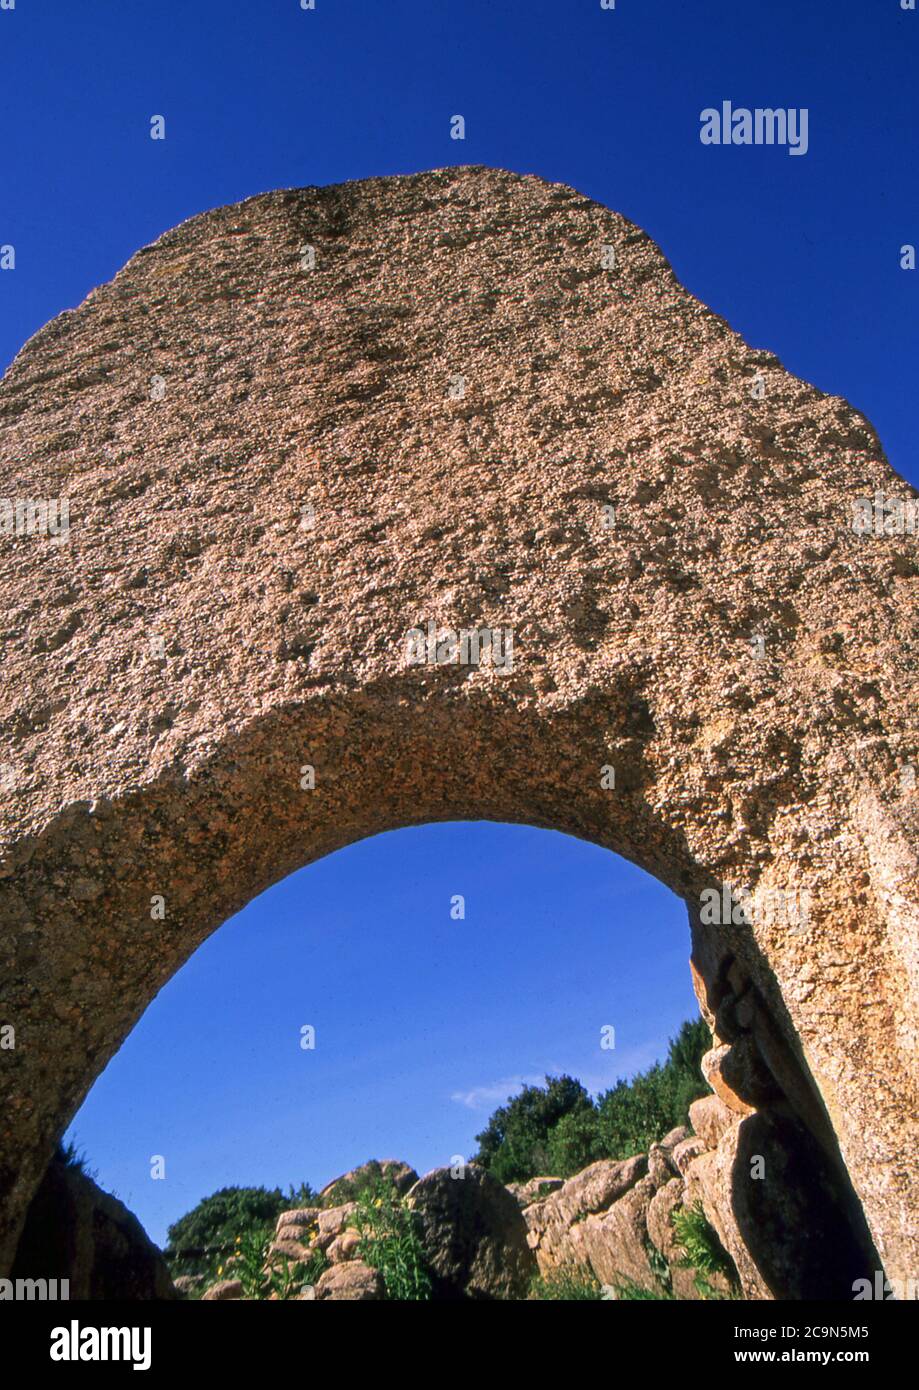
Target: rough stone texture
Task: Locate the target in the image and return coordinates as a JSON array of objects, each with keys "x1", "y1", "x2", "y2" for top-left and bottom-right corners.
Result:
[
  {"x1": 685, "y1": 1109, "x2": 881, "y2": 1301},
  {"x1": 703, "y1": 1039, "x2": 767, "y2": 1112},
  {"x1": 543, "y1": 1154, "x2": 648, "y2": 1226},
  {"x1": 688, "y1": 1094, "x2": 738, "y2": 1152},
  {"x1": 9, "y1": 1151, "x2": 176, "y2": 1299},
  {"x1": 525, "y1": 1154, "x2": 648, "y2": 1269},
  {"x1": 409, "y1": 1165, "x2": 535, "y2": 1299},
  {"x1": 201, "y1": 1278, "x2": 243, "y2": 1301},
  {"x1": 683, "y1": 1146, "x2": 768, "y2": 1301},
  {"x1": 648, "y1": 1135, "x2": 683, "y2": 1186},
  {"x1": 647, "y1": 1176, "x2": 702, "y2": 1301},
  {"x1": 271, "y1": 1205, "x2": 321, "y2": 1267},
  {"x1": 660, "y1": 1125, "x2": 692, "y2": 1150},
  {"x1": 315, "y1": 1260, "x2": 383, "y2": 1301},
  {"x1": 525, "y1": 1132, "x2": 702, "y2": 1296},
  {"x1": 314, "y1": 1202, "x2": 357, "y2": 1250},
  {"x1": 671, "y1": 1135, "x2": 707, "y2": 1176},
  {"x1": 277, "y1": 1206, "x2": 321, "y2": 1230},
  {"x1": 269, "y1": 1236, "x2": 312, "y2": 1262},
  {"x1": 325, "y1": 1227, "x2": 361, "y2": 1264},
  {"x1": 576, "y1": 1173, "x2": 661, "y2": 1292},
  {"x1": 0, "y1": 165, "x2": 916, "y2": 1282}
]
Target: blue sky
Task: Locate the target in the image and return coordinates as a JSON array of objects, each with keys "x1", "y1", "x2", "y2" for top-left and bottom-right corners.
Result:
[
  {"x1": 1, "y1": 1, "x2": 915, "y2": 1244},
  {"x1": 67, "y1": 825, "x2": 694, "y2": 1246}
]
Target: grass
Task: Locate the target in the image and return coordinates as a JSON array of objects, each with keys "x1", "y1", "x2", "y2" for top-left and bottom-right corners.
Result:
[
  {"x1": 530, "y1": 1264, "x2": 604, "y2": 1300},
  {"x1": 219, "y1": 1226, "x2": 329, "y2": 1300},
  {"x1": 57, "y1": 1139, "x2": 97, "y2": 1181},
  {"x1": 611, "y1": 1278, "x2": 675, "y2": 1300}
]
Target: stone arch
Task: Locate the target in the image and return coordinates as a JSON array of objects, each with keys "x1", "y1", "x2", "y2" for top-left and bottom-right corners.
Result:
[{"x1": 0, "y1": 166, "x2": 916, "y2": 1290}]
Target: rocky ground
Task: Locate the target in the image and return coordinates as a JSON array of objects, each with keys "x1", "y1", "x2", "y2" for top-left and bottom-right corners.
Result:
[
  {"x1": 15, "y1": 1076, "x2": 872, "y2": 1300},
  {"x1": 187, "y1": 1094, "x2": 751, "y2": 1301}
]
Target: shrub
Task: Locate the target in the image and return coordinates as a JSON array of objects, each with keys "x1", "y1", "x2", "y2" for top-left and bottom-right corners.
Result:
[
  {"x1": 225, "y1": 1226, "x2": 328, "y2": 1300},
  {"x1": 351, "y1": 1178, "x2": 432, "y2": 1301},
  {"x1": 165, "y1": 1182, "x2": 317, "y2": 1283},
  {"x1": 671, "y1": 1200, "x2": 740, "y2": 1299},
  {"x1": 230, "y1": 1226, "x2": 275, "y2": 1299}
]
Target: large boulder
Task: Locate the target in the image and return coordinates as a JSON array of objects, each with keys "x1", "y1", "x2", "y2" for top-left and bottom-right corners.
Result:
[
  {"x1": 315, "y1": 1202, "x2": 358, "y2": 1250},
  {"x1": 525, "y1": 1129, "x2": 718, "y2": 1296},
  {"x1": 201, "y1": 1278, "x2": 243, "y2": 1301},
  {"x1": 271, "y1": 1205, "x2": 321, "y2": 1260},
  {"x1": 524, "y1": 1154, "x2": 648, "y2": 1273},
  {"x1": 277, "y1": 1206, "x2": 321, "y2": 1231},
  {"x1": 319, "y1": 1160, "x2": 418, "y2": 1206},
  {"x1": 11, "y1": 1151, "x2": 176, "y2": 1300},
  {"x1": 575, "y1": 1174, "x2": 661, "y2": 1293},
  {"x1": 315, "y1": 1261, "x2": 383, "y2": 1301},
  {"x1": 688, "y1": 1094, "x2": 737, "y2": 1152},
  {"x1": 684, "y1": 1143, "x2": 768, "y2": 1300},
  {"x1": 268, "y1": 1235, "x2": 312, "y2": 1262},
  {"x1": 542, "y1": 1155, "x2": 648, "y2": 1226},
  {"x1": 326, "y1": 1228, "x2": 362, "y2": 1264},
  {"x1": 648, "y1": 1129, "x2": 689, "y2": 1186},
  {"x1": 671, "y1": 1135, "x2": 707, "y2": 1176},
  {"x1": 268, "y1": 1199, "x2": 356, "y2": 1274},
  {"x1": 685, "y1": 1110, "x2": 879, "y2": 1301},
  {"x1": 409, "y1": 1166, "x2": 535, "y2": 1300}
]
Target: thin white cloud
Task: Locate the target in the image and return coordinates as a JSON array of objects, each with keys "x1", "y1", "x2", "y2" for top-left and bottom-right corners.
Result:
[
  {"x1": 450, "y1": 1075, "x2": 543, "y2": 1110},
  {"x1": 453, "y1": 1040, "x2": 669, "y2": 1113}
]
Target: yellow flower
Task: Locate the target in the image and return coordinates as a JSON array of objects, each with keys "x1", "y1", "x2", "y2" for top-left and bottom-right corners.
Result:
[
  {"x1": 374, "y1": 1198, "x2": 382, "y2": 1208},
  {"x1": 217, "y1": 1265, "x2": 223, "y2": 1275}
]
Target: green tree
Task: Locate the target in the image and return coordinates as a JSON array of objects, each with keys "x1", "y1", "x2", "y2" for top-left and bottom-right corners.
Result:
[
  {"x1": 474, "y1": 1018, "x2": 711, "y2": 1184},
  {"x1": 545, "y1": 1106, "x2": 603, "y2": 1177},
  {"x1": 474, "y1": 1075, "x2": 593, "y2": 1183},
  {"x1": 596, "y1": 1017, "x2": 711, "y2": 1159}
]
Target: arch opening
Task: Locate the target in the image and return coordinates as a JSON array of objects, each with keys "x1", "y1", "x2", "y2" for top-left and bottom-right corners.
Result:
[{"x1": 7, "y1": 809, "x2": 883, "y2": 1300}]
